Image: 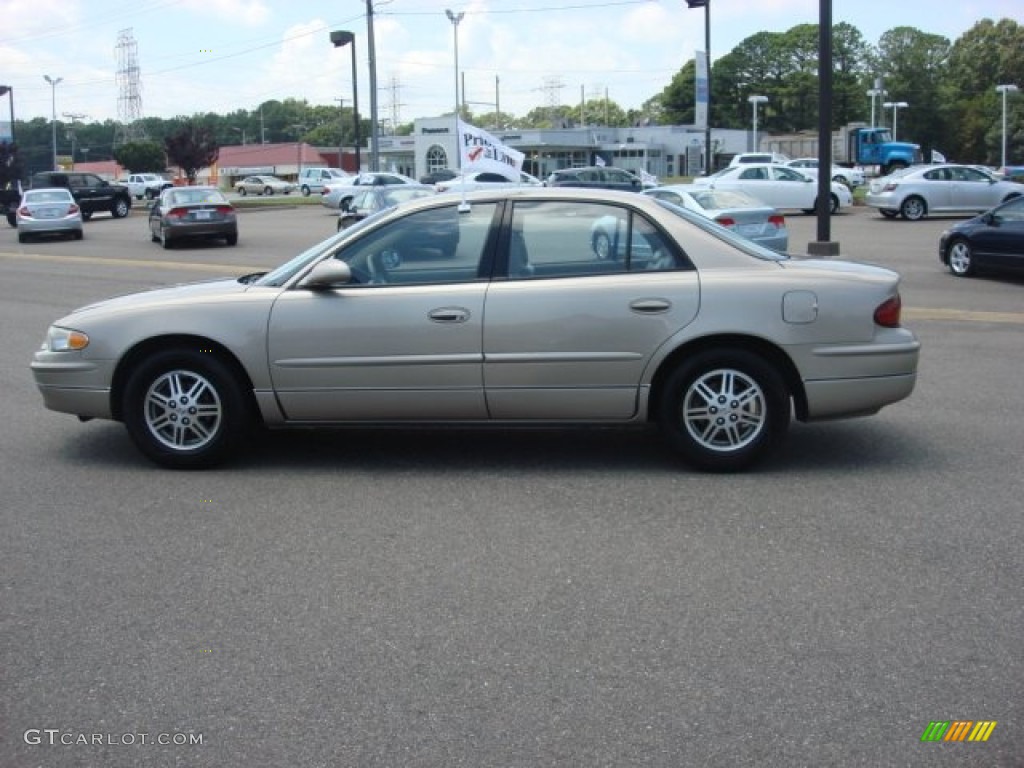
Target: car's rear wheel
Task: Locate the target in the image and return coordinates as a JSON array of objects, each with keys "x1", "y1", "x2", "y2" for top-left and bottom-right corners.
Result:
[
  {"x1": 592, "y1": 231, "x2": 612, "y2": 260},
  {"x1": 301, "y1": 185, "x2": 311, "y2": 196},
  {"x1": 659, "y1": 349, "x2": 789, "y2": 472},
  {"x1": 123, "y1": 349, "x2": 249, "y2": 469},
  {"x1": 947, "y1": 238, "x2": 975, "y2": 277},
  {"x1": 225, "y1": 233, "x2": 238, "y2": 246},
  {"x1": 900, "y1": 196, "x2": 926, "y2": 221},
  {"x1": 263, "y1": 186, "x2": 273, "y2": 196},
  {"x1": 160, "y1": 228, "x2": 173, "y2": 249},
  {"x1": 237, "y1": 187, "x2": 247, "y2": 196},
  {"x1": 112, "y1": 197, "x2": 131, "y2": 218}
]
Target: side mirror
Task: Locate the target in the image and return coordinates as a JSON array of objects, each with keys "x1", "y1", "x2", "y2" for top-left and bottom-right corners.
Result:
[{"x1": 298, "y1": 259, "x2": 353, "y2": 289}]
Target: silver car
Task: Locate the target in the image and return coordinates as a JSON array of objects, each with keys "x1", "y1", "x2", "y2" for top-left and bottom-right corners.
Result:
[
  {"x1": 641, "y1": 185, "x2": 788, "y2": 252},
  {"x1": 16, "y1": 188, "x2": 84, "y2": 242},
  {"x1": 235, "y1": 175, "x2": 295, "y2": 196},
  {"x1": 866, "y1": 163, "x2": 1023, "y2": 220},
  {"x1": 31, "y1": 188, "x2": 920, "y2": 472}
]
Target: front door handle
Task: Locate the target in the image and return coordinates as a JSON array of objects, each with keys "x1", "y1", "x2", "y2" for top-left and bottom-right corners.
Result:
[{"x1": 428, "y1": 306, "x2": 471, "y2": 323}]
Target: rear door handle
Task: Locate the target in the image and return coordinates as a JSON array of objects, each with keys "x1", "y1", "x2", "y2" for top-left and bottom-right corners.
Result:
[
  {"x1": 428, "y1": 307, "x2": 471, "y2": 323},
  {"x1": 629, "y1": 298, "x2": 671, "y2": 314}
]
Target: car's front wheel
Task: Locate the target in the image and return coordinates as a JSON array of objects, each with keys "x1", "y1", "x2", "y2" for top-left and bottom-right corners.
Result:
[
  {"x1": 947, "y1": 238, "x2": 975, "y2": 277},
  {"x1": 237, "y1": 187, "x2": 247, "y2": 196},
  {"x1": 263, "y1": 186, "x2": 273, "y2": 196},
  {"x1": 301, "y1": 185, "x2": 311, "y2": 196},
  {"x1": 659, "y1": 350, "x2": 789, "y2": 472},
  {"x1": 123, "y1": 349, "x2": 250, "y2": 468},
  {"x1": 900, "y1": 196, "x2": 926, "y2": 220},
  {"x1": 112, "y1": 197, "x2": 131, "y2": 218}
]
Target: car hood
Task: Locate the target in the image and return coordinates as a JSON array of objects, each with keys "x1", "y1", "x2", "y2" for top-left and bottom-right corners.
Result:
[{"x1": 66, "y1": 277, "x2": 256, "y2": 320}]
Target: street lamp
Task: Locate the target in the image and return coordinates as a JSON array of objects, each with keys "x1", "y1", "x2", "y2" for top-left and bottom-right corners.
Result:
[
  {"x1": 43, "y1": 75, "x2": 63, "y2": 170},
  {"x1": 883, "y1": 101, "x2": 908, "y2": 140},
  {"x1": 329, "y1": 30, "x2": 360, "y2": 173},
  {"x1": 686, "y1": 0, "x2": 711, "y2": 174},
  {"x1": 748, "y1": 95, "x2": 767, "y2": 151},
  {"x1": 996, "y1": 84, "x2": 1019, "y2": 171},
  {"x1": 445, "y1": 9, "x2": 465, "y2": 171}
]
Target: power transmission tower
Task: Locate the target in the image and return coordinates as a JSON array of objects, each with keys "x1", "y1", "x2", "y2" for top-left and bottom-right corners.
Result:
[
  {"x1": 385, "y1": 75, "x2": 403, "y2": 134},
  {"x1": 114, "y1": 28, "x2": 146, "y2": 146},
  {"x1": 543, "y1": 76, "x2": 564, "y2": 127}
]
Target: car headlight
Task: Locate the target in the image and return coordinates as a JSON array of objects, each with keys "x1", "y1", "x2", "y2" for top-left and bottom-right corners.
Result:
[{"x1": 43, "y1": 326, "x2": 90, "y2": 352}]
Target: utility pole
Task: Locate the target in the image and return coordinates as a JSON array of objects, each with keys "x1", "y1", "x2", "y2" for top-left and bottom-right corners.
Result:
[
  {"x1": 366, "y1": 0, "x2": 380, "y2": 171},
  {"x1": 335, "y1": 98, "x2": 345, "y2": 169},
  {"x1": 62, "y1": 112, "x2": 87, "y2": 169}
]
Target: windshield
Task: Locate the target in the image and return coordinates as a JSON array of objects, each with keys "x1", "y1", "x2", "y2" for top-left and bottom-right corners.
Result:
[{"x1": 652, "y1": 199, "x2": 788, "y2": 262}]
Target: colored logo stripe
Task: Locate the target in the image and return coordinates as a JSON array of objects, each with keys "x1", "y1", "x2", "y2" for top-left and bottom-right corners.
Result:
[{"x1": 921, "y1": 721, "x2": 996, "y2": 742}]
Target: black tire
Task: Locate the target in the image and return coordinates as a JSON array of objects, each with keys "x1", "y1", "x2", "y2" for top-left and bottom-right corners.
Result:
[
  {"x1": 830, "y1": 194, "x2": 840, "y2": 214},
  {"x1": 81, "y1": 210, "x2": 93, "y2": 222},
  {"x1": 6, "y1": 211, "x2": 15, "y2": 227},
  {"x1": 880, "y1": 209, "x2": 899, "y2": 219},
  {"x1": 946, "y1": 238, "x2": 975, "y2": 277},
  {"x1": 301, "y1": 185, "x2": 311, "y2": 196},
  {"x1": 900, "y1": 196, "x2": 926, "y2": 221},
  {"x1": 225, "y1": 233, "x2": 238, "y2": 246},
  {"x1": 658, "y1": 349, "x2": 789, "y2": 472},
  {"x1": 145, "y1": 188, "x2": 157, "y2": 201},
  {"x1": 18, "y1": 232, "x2": 27, "y2": 243},
  {"x1": 111, "y1": 197, "x2": 131, "y2": 218},
  {"x1": 122, "y1": 349, "x2": 250, "y2": 469},
  {"x1": 74, "y1": 230, "x2": 84, "y2": 240},
  {"x1": 160, "y1": 228, "x2": 173, "y2": 249},
  {"x1": 263, "y1": 186, "x2": 273, "y2": 196},
  {"x1": 237, "y1": 187, "x2": 247, "y2": 196}
]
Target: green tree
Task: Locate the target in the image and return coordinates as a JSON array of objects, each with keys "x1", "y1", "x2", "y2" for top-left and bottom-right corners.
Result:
[
  {"x1": 112, "y1": 141, "x2": 167, "y2": 173},
  {"x1": 164, "y1": 122, "x2": 219, "y2": 184}
]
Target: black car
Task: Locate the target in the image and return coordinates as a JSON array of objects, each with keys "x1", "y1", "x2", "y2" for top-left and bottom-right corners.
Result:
[
  {"x1": 545, "y1": 166, "x2": 652, "y2": 192},
  {"x1": 418, "y1": 169, "x2": 458, "y2": 185},
  {"x1": 31, "y1": 172, "x2": 132, "y2": 221},
  {"x1": 939, "y1": 195, "x2": 1024, "y2": 277}
]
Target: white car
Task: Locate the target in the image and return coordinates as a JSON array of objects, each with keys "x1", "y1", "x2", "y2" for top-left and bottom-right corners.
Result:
[
  {"x1": 786, "y1": 158, "x2": 865, "y2": 188},
  {"x1": 729, "y1": 152, "x2": 791, "y2": 167},
  {"x1": 865, "y1": 163, "x2": 1024, "y2": 221},
  {"x1": 435, "y1": 170, "x2": 543, "y2": 194},
  {"x1": 691, "y1": 163, "x2": 852, "y2": 214},
  {"x1": 320, "y1": 172, "x2": 420, "y2": 209}
]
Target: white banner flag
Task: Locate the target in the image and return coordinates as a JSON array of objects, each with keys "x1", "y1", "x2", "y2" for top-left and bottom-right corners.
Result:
[
  {"x1": 594, "y1": 155, "x2": 606, "y2": 167},
  {"x1": 457, "y1": 119, "x2": 524, "y2": 180}
]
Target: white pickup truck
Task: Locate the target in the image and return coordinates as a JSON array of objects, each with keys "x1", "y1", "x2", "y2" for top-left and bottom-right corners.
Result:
[{"x1": 124, "y1": 173, "x2": 173, "y2": 200}]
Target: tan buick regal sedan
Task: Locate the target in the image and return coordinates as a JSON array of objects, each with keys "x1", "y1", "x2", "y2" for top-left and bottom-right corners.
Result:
[{"x1": 31, "y1": 188, "x2": 920, "y2": 471}]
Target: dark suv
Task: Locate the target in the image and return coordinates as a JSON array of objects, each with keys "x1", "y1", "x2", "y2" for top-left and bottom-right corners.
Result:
[
  {"x1": 545, "y1": 166, "x2": 651, "y2": 192},
  {"x1": 31, "y1": 172, "x2": 132, "y2": 220}
]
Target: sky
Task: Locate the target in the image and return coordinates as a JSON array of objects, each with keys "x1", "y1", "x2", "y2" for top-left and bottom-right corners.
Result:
[{"x1": 1, "y1": 0, "x2": 1020, "y2": 127}]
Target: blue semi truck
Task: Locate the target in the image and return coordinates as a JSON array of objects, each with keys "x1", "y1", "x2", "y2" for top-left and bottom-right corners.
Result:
[{"x1": 764, "y1": 122, "x2": 923, "y2": 177}]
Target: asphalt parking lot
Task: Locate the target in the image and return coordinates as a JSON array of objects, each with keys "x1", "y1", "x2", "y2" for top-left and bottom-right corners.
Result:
[{"x1": 1, "y1": 203, "x2": 1022, "y2": 767}]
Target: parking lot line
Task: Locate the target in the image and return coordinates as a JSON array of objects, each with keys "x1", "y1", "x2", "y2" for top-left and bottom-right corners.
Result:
[{"x1": 0, "y1": 250, "x2": 267, "y2": 275}]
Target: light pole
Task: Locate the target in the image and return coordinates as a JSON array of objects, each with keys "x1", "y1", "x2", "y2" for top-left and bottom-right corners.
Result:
[
  {"x1": 329, "y1": 30, "x2": 360, "y2": 173},
  {"x1": 866, "y1": 88, "x2": 885, "y2": 127},
  {"x1": 445, "y1": 9, "x2": 465, "y2": 171},
  {"x1": 883, "y1": 101, "x2": 908, "y2": 140},
  {"x1": 686, "y1": 0, "x2": 711, "y2": 174},
  {"x1": 748, "y1": 95, "x2": 767, "y2": 152},
  {"x1": 43, "y1": 75, "x2": 63, "y2": 170},
  {"x1": 996, "y1": 84, "x2": 1019, "y2": 171},
  {"x1": 0, "y1": 85, "x2": 13, "y2": 144}
]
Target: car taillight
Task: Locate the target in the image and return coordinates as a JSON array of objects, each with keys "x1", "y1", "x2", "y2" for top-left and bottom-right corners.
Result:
[
  {"x1": 68, "y1": 204, "x2": 80, "y2": 215},
  {"x1": 165, "y1": 207, "x2": 188, "y2": 219},
  {"x1": 768, "y1": 214, "x2": 785, "y2": 228},
  {"x1": 874, "y1": 295, "x2": 902, "y2": 328},
  {"x1": 715, "y1": 216, "x2": 736, "y2": 228},
  {"x1": 883, "y1": 182, "x2": 899, "y2": 192},
  {"x1": 215, "y1": 205, "x2": 234, "y2": 214},
  {"x1": 17, "y1": 206, "x2": 30, "y2": 217}
]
